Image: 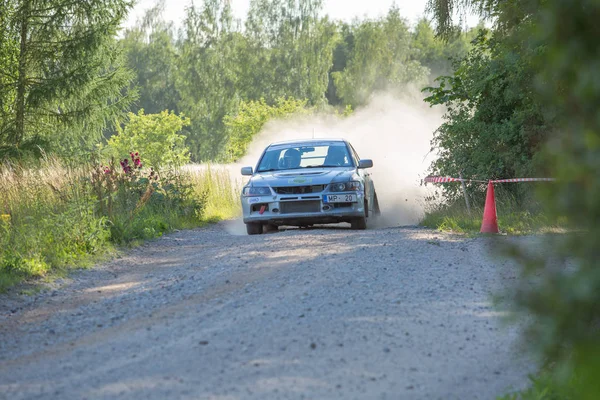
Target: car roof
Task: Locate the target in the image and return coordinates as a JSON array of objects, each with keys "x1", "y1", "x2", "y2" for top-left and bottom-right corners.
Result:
[{"x1": 268, "y1": 138, "x2": 347, "y2": 147}]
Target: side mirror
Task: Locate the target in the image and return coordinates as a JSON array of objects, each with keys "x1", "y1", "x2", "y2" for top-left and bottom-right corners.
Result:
[
  {"x1": 241, "y1": 166, "x2": 253, "y2": 176},
  {"x1": 358, "y1": 159, "x2": 373, "y2": 169}
]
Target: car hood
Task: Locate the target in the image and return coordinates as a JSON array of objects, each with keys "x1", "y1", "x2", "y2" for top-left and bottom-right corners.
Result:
[{"x1": 249, "y1": 167, "x2": 356, "y2": 186}]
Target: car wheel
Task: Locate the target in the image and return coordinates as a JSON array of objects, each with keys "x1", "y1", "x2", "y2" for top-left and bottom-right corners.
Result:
[
  {"x1": 351, "y1": 216, "x2": 367, "y2": 230},
  {"x1": 246, "y1": 222, "x2": 263, "y2": 235},
  {"x1": 263, "y1": 223, "x2": 278, "y2": 233},
  {"x1": 373, "y1": 192, "x2": 381, "y2": 216}
]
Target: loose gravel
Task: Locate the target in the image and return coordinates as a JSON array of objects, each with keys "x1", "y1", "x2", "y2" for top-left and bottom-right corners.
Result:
[{"x1": 0, "y1": 223, "x2": 535, "y2": 400}]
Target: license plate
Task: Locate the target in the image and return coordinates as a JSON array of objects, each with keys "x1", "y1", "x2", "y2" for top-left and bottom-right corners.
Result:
[{"x1": 323, "y1": 194, "x2": 357, "y2": 203}]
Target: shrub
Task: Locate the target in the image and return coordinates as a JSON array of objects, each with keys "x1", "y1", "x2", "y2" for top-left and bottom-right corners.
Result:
[
  {"x1": 90, "y1": 153, "x2": 202, "y2": 244},
  {"x1": 105, "y1": 110, "x2": 191, "y2": 169},
  {"x1": 223, "y1": 97, "x2": 312, "y2": 161},
  {"x1": 0, "y1": 155, "x2": 235, "y2": 291}
]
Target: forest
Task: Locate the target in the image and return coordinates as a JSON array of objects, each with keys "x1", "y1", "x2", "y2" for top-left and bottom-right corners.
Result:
[
  {"x1": 0, "y1": 0, "x2": 475, "y2": 161},
  {"x1": 1, "y1": 0, "x2": 600, "y2": 398}
]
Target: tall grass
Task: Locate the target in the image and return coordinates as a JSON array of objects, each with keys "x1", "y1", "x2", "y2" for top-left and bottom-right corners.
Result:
[
  {"x1": 0, "y1": 158, "x2": 106, "y2": 289},
  {"x1": 0, "y1": 158, "x2": 239, "y2": 291},
  {"x1": 420, "y1": 185, "x2": 562, "y2": 234},
  {"x1": 186, "y1": 165, "x2": 241, "y2": 222}
]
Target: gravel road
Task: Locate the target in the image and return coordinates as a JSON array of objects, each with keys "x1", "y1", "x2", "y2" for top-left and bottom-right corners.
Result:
[{"x1": 0, "y1": 223, "x2": 535, "y2": 400}]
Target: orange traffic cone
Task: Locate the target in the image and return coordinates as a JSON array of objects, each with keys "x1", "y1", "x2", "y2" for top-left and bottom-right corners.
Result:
[{"x1": 480, "y1": 181, "x2": 499, "y2": 234}]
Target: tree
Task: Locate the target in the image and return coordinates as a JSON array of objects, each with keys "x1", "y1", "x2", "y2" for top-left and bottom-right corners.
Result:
[
  {"x1": 243, "y1": 0, "x2": 338, "y2": 105},
  {"x1": 426, "y1": 0, "x2": 494, "y2": 36},
  {"x1": 411, "y1": 18, "x2": 475, "y2": 79},
  {"x1": 0, "y1": 0, "x2": 136, "y2": 155},
  {"x1": 175, "y1": 0, "x2": 242, "y2": 161},
  {"x1": 224, "y1": 97, "x2": 311, "y2": 161},
  {"x1": 423, "y1": 29, "x2": 549, "y2": 199},
  {"x1": 332, "y1": 6, "x2": 429, "y2": 107},
  {"x1": 121, "y1": 0, "x2": 180, "y2": 116}
]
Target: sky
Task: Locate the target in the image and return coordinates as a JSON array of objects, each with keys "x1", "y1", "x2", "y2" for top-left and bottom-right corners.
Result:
[{"x1": 125, "y1": 0, "x2": 480, "y2": 29}]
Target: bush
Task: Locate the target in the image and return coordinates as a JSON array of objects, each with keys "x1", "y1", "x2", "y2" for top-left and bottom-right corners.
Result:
[
  {"x1": 90, "y1": 153, "x2": 203, "y2": 244},
  {"x1": 423, "y1": 30, "x2": 549, "y2": 202},
  {"x1": 499, "y1": 0, "x2": 600, "y2": 397},
  {"x1": 105, "y1": 110, "x2": 191, "y2": 169},
  {"x1": 0, "y1": 159, "x2": 111, "y2": 288},
  {"x1": 0, "y1": 156, "x2": 236, "y2": 291},
  {"x1": 223, "y1": 97, "x2": 312, "y2": 161}
]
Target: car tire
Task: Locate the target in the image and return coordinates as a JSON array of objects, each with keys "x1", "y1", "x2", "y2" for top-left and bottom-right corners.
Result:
[
  {"x1": 263, "y1": 223, "x2": 278, "y2": 233},
  {"x1": 246, "y1": 222, "x2": 263, "y2": 235},
  {"x1": 373, "y1": 192, "x2": 381, "y2": 216},
  {"x1": 351, "y1": 216, "x2": 367, "y2": 230}
]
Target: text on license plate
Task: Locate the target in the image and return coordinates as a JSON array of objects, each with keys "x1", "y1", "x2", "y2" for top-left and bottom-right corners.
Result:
[{"x1": 323, "y1": 194, "x2": 357, "y2": 203}]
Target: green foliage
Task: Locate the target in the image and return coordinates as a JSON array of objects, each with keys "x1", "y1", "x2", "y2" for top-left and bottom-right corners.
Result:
[
  {"x1": 0, "y1": 0, "x2": 137, "y2": 154},
  {"x1": 0, "y1": 160, "x2": 112, "y2": 288},
  {"x1": 224, "y1": 97, "x2": 312, "y2": 161},
  {"x1": 1, "y1": 0, "x2": 476, "y2": 163},
  {"x1": 506, "y1": 0, "x2": 600, "y2": 397},
  {"x1": 424, "y1": 29, "x2": 549, "y2": 200},
  {"x1": 121, "y1": 1, "x2": 180, "y2": 116},
  {"x1": 118, "y1": 2, "x2": 462, "y2": 162},
  {"x1": 243, "y1": 0, "x2": 338, "y2": 105},
  {"x1": 331, "y1": 6, "x2": 429, "y2": 107},
  {"x1": 425, "y1": 0, "x2": 495, "y2": 37},
  {"x1": 175, "y1": 0, "x2": 242, "y2": 162},
  {"x1": 0, "y1": 158, "x2": 236, "y2": 292},
  {"x1": 105, "y1": 110, "x2": 191, "y2": 169},
  {"x1": 427, "y1": 0, "x2": 600, "y2": 397},
  {"x1": 187, "y1": 165, "x2": 240, "y2": 222},
  {"x1": 496, "y1": 370, "x2": 574, "y2": 400},
  {"x1": 420, "y1": 186, "x2": 557, "y2": 234},
  {"x1": 91, "y1": 160, "x2": 201, "y2": 244},
  {"x1": 411, "y1": 19, "x2": 476, "y2": 79}
]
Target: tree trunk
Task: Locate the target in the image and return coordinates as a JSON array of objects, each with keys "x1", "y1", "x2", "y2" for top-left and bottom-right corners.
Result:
[{"x1": 14, "y1": 0, "x2": 29, "y2": 146}]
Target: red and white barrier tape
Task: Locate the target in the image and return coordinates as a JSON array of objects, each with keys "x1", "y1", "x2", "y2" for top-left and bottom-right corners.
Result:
[
  {"x1": 424, "y1": 176, "x2": 555, "y2": 184},
  {"x1": 490, "y1": 178, "x2": 556, "y2": 183},
  {"x1": 423, "y1": 176, "x2": 468, "y2": 183}
]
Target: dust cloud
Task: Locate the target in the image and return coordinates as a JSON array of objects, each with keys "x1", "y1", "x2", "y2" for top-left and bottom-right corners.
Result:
[{"x1": 237, "y1": 91, "x2": 443, "y2": 227}]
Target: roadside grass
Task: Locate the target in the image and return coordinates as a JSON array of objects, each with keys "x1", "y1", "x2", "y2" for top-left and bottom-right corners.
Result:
[
  {"x1": 187, "y1": 165, "x2": 240, "y2": 222},
  {"x1": 420, "y1": 189, "x2": 563, "y2": 235},
  {"x1": 497, "y1": 369, "x2": 575, "y2": 400},
  {"x1": 0, "y1": 158, "x2": 239, "y2": 292}
]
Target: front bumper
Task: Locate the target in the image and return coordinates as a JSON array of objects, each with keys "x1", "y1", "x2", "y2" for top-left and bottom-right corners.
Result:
[{"x1": 241, "y1": 192, "x2": 366, "y2": 225}]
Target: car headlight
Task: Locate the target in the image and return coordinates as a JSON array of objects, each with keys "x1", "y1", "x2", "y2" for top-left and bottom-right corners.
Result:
[
  {"x1": 329, "y1": 181, "x2": 362, "y2": 192},
  {"x1": 242, "y1": 186, "x2": 272, "y2": 196}
]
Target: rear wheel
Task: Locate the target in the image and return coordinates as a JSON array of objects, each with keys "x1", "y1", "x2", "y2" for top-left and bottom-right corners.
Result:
[{"x1": 246, "y1": 222, "x2": 263, "y2": 235}]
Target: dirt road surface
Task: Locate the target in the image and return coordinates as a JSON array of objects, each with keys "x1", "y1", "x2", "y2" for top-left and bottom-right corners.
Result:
[{"x1": 0, "y1": 223, "x2": 534, "y2": 399}]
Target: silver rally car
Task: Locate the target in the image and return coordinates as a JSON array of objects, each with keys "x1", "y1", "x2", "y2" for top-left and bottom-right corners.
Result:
[{"x1": 240, "y1": 139, "x2": 380, "y2": 235}]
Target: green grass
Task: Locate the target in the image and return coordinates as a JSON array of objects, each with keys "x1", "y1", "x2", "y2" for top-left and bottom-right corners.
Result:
[
  {"x1": 186, "y1": 164, "x2": 240, "y2": 222},
  {"x1": 497, "y1": 369, "x2": 577, "y2": 400},
  {"x1": 0, "y1": 159, "x2": 239, "y2": 292},
  {"x1": 420, "y1": 192, "x2": 563, "y2": 235}
]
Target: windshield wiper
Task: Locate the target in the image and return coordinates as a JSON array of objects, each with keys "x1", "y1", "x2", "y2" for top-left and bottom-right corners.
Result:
[{"x1": 257, "y1": 168, "x2": 278, "y2": 172}]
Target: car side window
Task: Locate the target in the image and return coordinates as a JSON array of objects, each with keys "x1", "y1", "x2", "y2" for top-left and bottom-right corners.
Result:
[{"x1": 348, "y1": 144, "x2": 361, "y2": 165}]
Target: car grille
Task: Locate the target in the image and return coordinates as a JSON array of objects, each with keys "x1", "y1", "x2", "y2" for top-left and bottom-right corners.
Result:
[
  {"x1": 280, "y1": 201, "x2": 321, "y2": 214},
  {"x1": 273, "y1": 185, "x2": 325, "y2": 194}
]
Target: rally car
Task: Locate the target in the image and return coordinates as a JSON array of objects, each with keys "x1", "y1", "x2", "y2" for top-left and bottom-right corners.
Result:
[{"x1": 240, "y1": 139, "x2": 380, "y2": 235}]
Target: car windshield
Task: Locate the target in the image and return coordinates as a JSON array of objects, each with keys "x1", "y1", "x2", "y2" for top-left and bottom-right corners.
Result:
[{"x1": 257, "y1": 143, "x2": 353, "y2": 172}]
